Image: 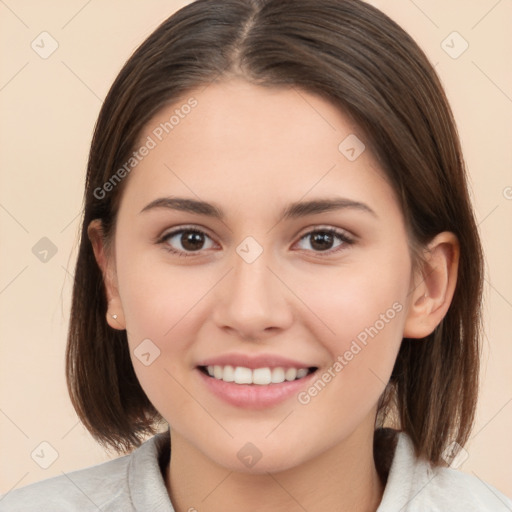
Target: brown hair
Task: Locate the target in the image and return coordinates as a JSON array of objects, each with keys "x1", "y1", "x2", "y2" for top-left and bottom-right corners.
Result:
[{"x1": 66, "y1": 0, "x2": 483, "y2": 463}]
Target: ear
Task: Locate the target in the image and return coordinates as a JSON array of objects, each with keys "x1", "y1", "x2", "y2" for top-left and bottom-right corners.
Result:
[
  {"x1": 87, "y1": 219, "x2": 126, "y2": 330},
  {"x1": 403, "y1": 232, "x2": 459, "y2": 339}
]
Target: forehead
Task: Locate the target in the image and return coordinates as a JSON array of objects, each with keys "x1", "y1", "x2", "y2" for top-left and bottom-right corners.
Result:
[
  {"x1": 120, "y1": 78, "x2": 395, "y2": 217},
  {"x1": 148, "y1": 78, "x2": 359, "y2": 160}
]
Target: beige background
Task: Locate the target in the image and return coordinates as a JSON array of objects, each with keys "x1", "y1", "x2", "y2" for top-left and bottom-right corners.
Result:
[{"x1": 1, "y1": 0, "x2": 511, "y2": 500}]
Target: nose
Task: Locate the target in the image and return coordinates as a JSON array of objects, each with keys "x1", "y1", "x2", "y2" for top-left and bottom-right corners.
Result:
[{"x1": 212, "y1": 247, "x2": 294, "y2": 341}]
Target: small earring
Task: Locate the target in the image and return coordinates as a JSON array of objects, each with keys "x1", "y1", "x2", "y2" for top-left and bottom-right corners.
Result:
[{"x1": 112, "y1": 314, "x2": 118, "y2": 320}]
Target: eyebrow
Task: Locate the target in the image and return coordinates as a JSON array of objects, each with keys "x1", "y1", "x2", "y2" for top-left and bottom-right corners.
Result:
[{"x1": 139, "y1": 196, "x2": 377, "y2": 220}]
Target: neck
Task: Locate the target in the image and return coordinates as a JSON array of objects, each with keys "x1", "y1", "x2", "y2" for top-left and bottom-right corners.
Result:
[{"x1": 166, "y1": 425, "x2": 384, "y2": 512}]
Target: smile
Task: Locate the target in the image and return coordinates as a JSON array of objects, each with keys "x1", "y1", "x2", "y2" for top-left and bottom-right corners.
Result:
[
  {"x1": 196, "y1": 363, "x2": 319, "y2": 409},
  {"x1": 200, "y1": 365, "x2": 316, "y2": 385}
]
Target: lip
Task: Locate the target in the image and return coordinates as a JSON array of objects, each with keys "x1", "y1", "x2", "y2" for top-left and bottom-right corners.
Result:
[
  {"x1": 196, "y1": 353, "x2": 315, "y2": 370},
  {"x1": 196, "y1": 366, "x2": 318, "y2": 409}
]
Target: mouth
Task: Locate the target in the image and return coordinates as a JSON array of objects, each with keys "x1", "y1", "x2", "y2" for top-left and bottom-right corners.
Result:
[
  {"x1": 198, "y1": 365, "x2": 318, "y2": 385},
  {"x1": 195, "y1": 353, "x2": 320, "y2": 408}
]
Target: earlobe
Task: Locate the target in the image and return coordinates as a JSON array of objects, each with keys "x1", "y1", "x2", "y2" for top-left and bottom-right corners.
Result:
[
  {"x1": 106, "y1": 304, "x2": 126, "y2": 331},
  {"x1": 87, "y1": 219, "x2": 127, "y2": 331},
  {"x1": 403, "y1": 232, "x2": 459, "y2": 339}
]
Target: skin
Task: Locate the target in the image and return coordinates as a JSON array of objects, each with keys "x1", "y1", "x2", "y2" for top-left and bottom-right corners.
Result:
[{"x1": 89, "y1": 78, "x2": 459, "y2": 512}]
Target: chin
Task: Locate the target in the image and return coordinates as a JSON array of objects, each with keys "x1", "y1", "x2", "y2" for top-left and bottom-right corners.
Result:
[{"x1": 205, "y1": 441, "x2": 312, "y2": 475}]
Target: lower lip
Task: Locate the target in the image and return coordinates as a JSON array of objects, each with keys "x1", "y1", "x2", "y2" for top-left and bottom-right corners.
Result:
[{"x1": 196, "y1": 368, "x2": 317, "y2": 409}]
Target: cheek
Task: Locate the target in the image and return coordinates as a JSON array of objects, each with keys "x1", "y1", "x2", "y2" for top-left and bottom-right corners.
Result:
[
  {"x1": 115, "y1": 248, "x2": 217, "y2": 385},
  {"x1": 115, "y1": 262, "x2": 213, "y2": 420},
  {"x1": 114, "y1": 224, "x2": 207, "y2": 333},
  {"x1": 296, "y1": 255, "x2": 409, "y2": 404},
  {"x1": 300, "y1": 258, "x2": 408, "y2": 345}
]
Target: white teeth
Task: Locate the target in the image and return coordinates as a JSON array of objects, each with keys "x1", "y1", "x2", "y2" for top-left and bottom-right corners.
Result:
[
  {"x1": 285, "y1": 368, "x2": 297, "y2": 381},
  {"x1": 213, "y1": 365, "x2": 223, "y2": 379},
  {"x1": 204, "y1": 365, "x2": 312, "y2": 384},
  {"x1": 252, "y1": 368, "x2": 272, "y2": 385},
  {"x1": 234, "y1": 366, "x2": 252, "y2": 384},
  {"x1": 271, "y1": 367, "x2": 285, "y2": 384},
  {"x1": 296, "y1": 368, "x2": 309, "y2": 378},
  {"x1": 222, "y1": 365, "x2": 235, "y2": 382}
]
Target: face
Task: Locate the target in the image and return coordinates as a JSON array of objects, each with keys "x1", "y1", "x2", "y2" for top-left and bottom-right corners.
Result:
[{"x1": 102, "y1": 78, "x2": 416, "y2": 473}]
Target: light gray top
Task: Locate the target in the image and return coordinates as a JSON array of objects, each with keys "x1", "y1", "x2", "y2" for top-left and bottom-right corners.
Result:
[{"x1": 1, "y1": 431, "x2": 511, "y2": 511}]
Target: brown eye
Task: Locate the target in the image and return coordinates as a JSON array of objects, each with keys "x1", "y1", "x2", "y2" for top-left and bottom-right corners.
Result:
[
  {"x1": 296, "y1": 228, "x2": 353, "y2": 253},
  {"x1": 162, "y1": 228, "x2": 216, "y2": 254},
  {"x1": 180, "y1": 231, "x2": 206, "y2": 251},
  {"x1": 309, "y1": 231, "x2": 335, "y2": 251}
]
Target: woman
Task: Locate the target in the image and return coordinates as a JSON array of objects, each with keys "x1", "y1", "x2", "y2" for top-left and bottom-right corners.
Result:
[{"x1": 2, "y1": 0, "x2": 510, "y2": 510}]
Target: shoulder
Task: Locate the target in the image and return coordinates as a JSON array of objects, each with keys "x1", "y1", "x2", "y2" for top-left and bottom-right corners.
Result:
[
  {"x1": 378, "y1": 432, "x2": 512, "y2": 512},
  {"x1": 0, "y1": 451, "x2": 132, "y2": 512},
  {"x1": 424, "y1": 465, "x2": 512, "y2": 510},
  {"x1": 0, "y1": 454, "x2": 129, "y2": 512},
  {"x1": 0, "y1": 432, "x2": 172, "y2": 512}
]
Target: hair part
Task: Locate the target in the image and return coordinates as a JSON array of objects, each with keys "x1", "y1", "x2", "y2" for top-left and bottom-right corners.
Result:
[{"x1": 66, "y1": 0, "x2": 483, "y2": 462}]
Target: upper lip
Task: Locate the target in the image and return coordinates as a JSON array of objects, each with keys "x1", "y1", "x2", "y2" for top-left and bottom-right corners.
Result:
[{"x1": 196, "y1": 353, "x2": 317, "y2": 370}]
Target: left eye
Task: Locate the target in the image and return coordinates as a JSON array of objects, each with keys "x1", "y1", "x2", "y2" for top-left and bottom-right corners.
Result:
[{"x1": 295, "y1": 229, "x2": 352, "y2": 252}]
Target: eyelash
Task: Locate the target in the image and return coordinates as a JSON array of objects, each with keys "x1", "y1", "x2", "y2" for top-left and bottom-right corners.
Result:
[{"x1": 157, "y1": 225, "x2": 355, "y2": 258}]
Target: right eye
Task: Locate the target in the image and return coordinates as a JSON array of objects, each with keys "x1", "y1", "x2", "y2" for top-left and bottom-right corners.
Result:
[{"x1": 159, "y1": 227, "x2": 217, "y2": 257}]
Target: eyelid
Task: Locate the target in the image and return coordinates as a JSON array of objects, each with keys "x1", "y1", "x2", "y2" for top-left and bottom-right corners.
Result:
[
  {"x1": 294, "y1": 224, "x2": 355, "y2": 241},
  {"x1": 156, "y1": 224, "x2": 216, "y2": 243}
]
